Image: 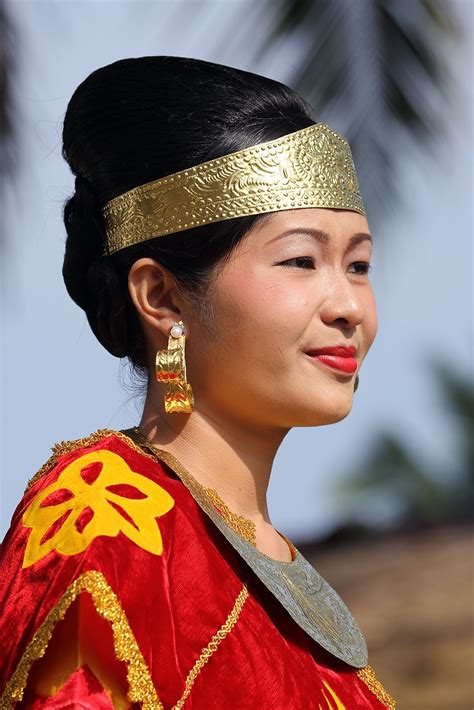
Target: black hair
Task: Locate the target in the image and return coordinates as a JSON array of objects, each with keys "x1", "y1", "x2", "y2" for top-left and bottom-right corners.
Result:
[{"x1": 62, "y1": 56, "x2": 316, "y2": 380}]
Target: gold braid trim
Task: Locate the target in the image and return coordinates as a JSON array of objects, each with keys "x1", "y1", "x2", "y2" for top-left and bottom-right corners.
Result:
[
  {"x1": 171, "y1": 584, "x2": 249, "y2": 710},
  {"x1": 356, "y1": 665, "x2": 396, "y2": 709},
  {"x1": 24, "y1": 428, "x2": 161, "y2": 494},
  {"x1": 0, "y1": 570, "x2": 162, "y2": 710},
  {"x1": 186, "y1": 482, "x2": 257, "y2": 546}
]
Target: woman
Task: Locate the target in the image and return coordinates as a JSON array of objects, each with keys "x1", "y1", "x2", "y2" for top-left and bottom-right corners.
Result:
[{"x1": 0, "y1": 56, "x2": 396, "y2": 708}]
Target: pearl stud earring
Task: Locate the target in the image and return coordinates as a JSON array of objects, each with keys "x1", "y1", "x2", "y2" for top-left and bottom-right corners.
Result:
[{"x1": 170, "y1": 322, "x2": 184, "y2": 338}]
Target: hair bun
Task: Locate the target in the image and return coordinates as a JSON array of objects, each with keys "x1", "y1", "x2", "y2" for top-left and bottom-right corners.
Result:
[
  {"x1": 62, "y1": 172, "x2": 105, "y2": 312},
  {"x1": 63, "y1": 173, "x2": 133, "y2": 358},
  {"x1": 74, "y1": 172, "x2": 92, "y2": 192}
]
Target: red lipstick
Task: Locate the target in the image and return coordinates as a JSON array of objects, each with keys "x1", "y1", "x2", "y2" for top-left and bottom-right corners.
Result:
[{"x1": 305, "y1": 345, "x2": 358, "y2": 374}]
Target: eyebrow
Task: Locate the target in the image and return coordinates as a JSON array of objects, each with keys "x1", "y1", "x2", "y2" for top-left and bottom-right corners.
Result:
[{"x1": 267, "y1": 228, "x2": 373, "y2": 250}]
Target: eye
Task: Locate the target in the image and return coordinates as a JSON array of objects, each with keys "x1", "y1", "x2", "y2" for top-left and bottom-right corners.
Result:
[
  {"x1": 349, "y1": 261, "x2": 372, "y2": 275},
  {"x1": 278, "y1": 256, "x2": 315, "y2": 269}
]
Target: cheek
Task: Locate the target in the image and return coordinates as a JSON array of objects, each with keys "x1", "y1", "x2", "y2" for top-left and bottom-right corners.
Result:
[
  {"x1": 215, "y1": 267, "x2": 312, "y2": 352},
  {"x1": 365, "y1": 288, "x2": 378, "y2": 343},
  {"x1": 358, "y1": 288, "x2": 378, "y2": 364}
]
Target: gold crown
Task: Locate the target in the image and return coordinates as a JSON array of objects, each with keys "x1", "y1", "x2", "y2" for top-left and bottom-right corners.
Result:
[{"x1": 102, "y1": 122, "x2": 365, "y2": 255}]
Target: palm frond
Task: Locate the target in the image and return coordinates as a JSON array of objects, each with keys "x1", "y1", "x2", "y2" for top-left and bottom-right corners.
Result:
[
  {"x1": 0, "y1": 0, "x2": 17, "y2": 183},
  {"x1": 253, "y1": 0, "x2": 463, "y2": 228}
]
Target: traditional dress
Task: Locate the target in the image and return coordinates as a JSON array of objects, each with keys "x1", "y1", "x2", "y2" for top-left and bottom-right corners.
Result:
[{"x1": 0, "y1": 428, "x2": 396, "y2": 708}]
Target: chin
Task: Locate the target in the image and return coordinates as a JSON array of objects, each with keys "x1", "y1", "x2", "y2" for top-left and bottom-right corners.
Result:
[
  {"x1": 293, "y1": 393, "x2": 354, "y2": 427},
  {"x1": 281, "y1": 403, "x2": 352, "y2": 428},
  {"x1": 322, "y1": 406, "x2": 352, "y2": 425}
]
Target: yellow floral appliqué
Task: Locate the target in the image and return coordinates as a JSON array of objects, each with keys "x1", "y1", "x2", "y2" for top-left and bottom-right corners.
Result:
[
  {"x1": 319, "y1": 680, "x2": 346, "y2": 710},
  {"x1": 22, "y1": 449, "x2": 175, "y2": 568}
]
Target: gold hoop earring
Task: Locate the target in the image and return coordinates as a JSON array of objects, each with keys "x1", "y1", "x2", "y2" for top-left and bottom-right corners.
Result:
[{"x1": 155, "y1": 320, "x2": 195, "y2": 413}]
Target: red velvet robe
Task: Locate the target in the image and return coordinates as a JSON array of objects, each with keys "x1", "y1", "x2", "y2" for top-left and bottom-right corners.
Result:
[{"x1": 0, "y1": 428, "x2": 396, "y2": 709}]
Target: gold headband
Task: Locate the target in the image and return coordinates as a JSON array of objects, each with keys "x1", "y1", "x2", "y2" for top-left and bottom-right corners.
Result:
[{"x1": 102, "y1": 122, "x2": 365, "y2": 255}]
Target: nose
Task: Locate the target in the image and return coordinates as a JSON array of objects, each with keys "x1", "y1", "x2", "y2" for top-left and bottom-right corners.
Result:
[{"x1": 319, "y1": 273, "x2": 365, "y2": 329}]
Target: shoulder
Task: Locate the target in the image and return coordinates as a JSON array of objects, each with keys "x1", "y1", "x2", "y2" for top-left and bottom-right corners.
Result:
[
  {"x1": 23, "y1": 426, "x2": 176, "y2": 499},
  {"x1": 1, "y1": 425, "x2": 245, "y2": 603},
  {"x1": 0, "y1": 429, "x2": 248, "y2": 704},
  {"x1": 2, "y1": 427, "x2": 199, "y2": 572},
  {"x1": 0, "y1": 429, "x2": 173, "y2": 705}
]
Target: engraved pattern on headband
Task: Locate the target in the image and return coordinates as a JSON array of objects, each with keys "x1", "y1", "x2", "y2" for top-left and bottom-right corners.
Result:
[{"x1": 102, "y1": 123, "x2": 366, "y2": 255}]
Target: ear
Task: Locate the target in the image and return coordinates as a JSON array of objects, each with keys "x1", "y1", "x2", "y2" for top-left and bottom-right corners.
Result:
[{"x1": 127, "y1": 258, "x2": 186, "y2": 339}]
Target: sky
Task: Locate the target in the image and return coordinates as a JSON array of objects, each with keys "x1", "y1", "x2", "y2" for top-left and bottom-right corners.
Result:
[{"x1": 1, "y1": 0, "x2": 472, "y2": 542}]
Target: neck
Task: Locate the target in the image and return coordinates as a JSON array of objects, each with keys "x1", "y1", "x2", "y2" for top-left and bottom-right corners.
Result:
[{"x1": 137, "y1": 390, "x2": 289, "y2": 527}]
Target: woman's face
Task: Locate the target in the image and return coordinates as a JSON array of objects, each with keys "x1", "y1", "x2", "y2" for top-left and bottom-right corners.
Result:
[{"x1": 185, "y1": 207, "x2": 377, "y2": 430}]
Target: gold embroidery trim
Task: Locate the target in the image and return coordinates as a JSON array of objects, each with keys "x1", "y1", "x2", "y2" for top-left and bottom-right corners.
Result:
[
  {"x1": 356, "y1": 665, "x2": 396, "y2": 709},
  {"x1": 187, "y1": 485, "x2": 298, "y2": 558},
  {"x1": 171, "y1": 584, "x2": 249, "y2": 710},
  {"x1": 190, "y1": 482, "x2": 257, "y2": 546},
  {"x1": 0, "y1": 570, "x2": 162, "y2": 710},
  {"x1": 24, "y1": 428, "x2": 161, "y2": 493}
]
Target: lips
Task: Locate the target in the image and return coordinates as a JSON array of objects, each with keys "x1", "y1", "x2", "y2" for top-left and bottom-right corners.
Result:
[
  {"x1": 305, "y1": 345, "x2": 358, "y2": 374},
  {"x1": 305, "y1": 345, "x2": 357, "y2": 357}
]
